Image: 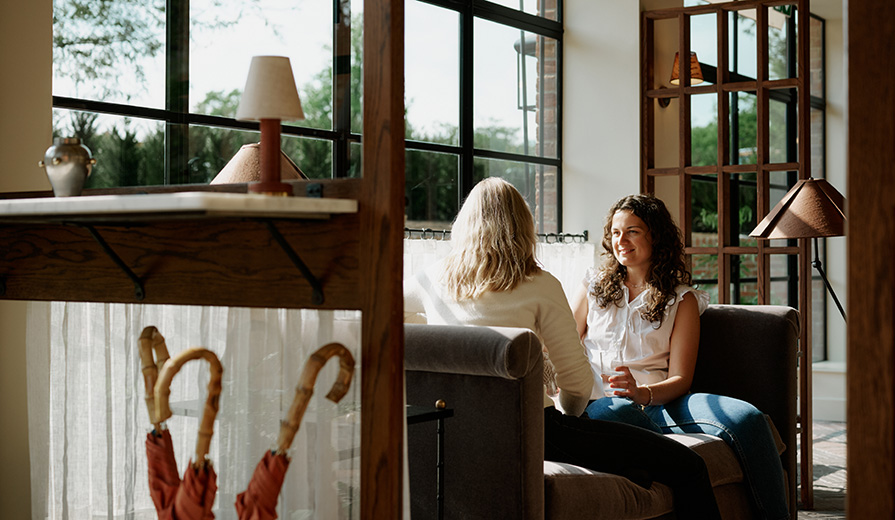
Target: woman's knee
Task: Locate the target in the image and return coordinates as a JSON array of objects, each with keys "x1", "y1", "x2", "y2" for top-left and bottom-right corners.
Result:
[{"x1": 585, "y1": 398, "x2": 656, "y2": 430}]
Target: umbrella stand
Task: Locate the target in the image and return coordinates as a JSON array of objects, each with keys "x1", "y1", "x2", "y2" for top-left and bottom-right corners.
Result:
[
  {"x1": 235, "y1": 342, "x2": 355, "y2": 520},
  {"x1": 155, "y1": 347, "x2": 224, "y2": 520}
]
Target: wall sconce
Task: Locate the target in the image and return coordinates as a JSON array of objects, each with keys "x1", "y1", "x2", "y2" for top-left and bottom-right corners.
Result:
[
  {"x1": 749, "y1": 178, "x2": 847, "y2": 321},
  {"x1": 236, "y1": 56, "x2": 305, "y2": 196},
  {"x1": 670, "y1": 51, "x2": 704, "y2": 86},
  {"x1": 659, "y1": 51, "x2": 705, "y2": 108}
]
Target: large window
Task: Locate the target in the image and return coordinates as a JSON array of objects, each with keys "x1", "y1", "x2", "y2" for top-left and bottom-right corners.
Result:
[
  {"x1": 642, "y1": 1, "x2": 827, "y2": 359},
  {"x1": 52, "y1": 0, "x2": 563, "y2": 232}
]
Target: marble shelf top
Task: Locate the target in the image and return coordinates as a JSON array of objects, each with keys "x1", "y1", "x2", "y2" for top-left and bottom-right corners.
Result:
[{"x1": 0, "y1": 192, "x2": 358, "y2": 222}]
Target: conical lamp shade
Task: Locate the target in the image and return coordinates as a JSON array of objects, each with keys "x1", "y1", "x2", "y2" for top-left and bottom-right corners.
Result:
[
  {"x1": 210, "y1": 143, "x2": 307, "y2": 185},
  {"x1": 670, "y1": 51, "x2": 704, "y2": 86},
  {"x1": 750, "y1": 178, "x2": 846, "y2": 239},
  {"x1": 236, "y1": 56, "x2": 305, "y2": 122}
]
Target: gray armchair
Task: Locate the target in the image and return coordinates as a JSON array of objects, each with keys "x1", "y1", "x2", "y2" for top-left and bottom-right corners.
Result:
[{"x1": 405, "y1": 304, "x2": 799, "y2": 519}]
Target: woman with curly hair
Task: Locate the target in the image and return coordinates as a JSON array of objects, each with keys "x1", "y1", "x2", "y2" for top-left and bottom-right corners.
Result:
[
  {"x1": 406, "y1": 179, "x2": 722, "y2": 519},
  {"x1": 572, "y1": 193, "x2": 789, "y2": 520}
]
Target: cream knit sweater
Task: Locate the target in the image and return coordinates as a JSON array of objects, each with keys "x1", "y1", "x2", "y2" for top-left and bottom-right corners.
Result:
[{"x1": 404, "y1": 262, "x2": 593, "y2": 416}]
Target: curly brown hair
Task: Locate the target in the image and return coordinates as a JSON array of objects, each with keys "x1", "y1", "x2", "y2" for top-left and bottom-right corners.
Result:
[{"x1": 590, "y1": 194, "x2": 691, "y2": 326}]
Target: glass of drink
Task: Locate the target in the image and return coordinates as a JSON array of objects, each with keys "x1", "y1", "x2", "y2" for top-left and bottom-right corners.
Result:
[{"x1": 600, "y1": 350, "x2": 624, "y2": 397}]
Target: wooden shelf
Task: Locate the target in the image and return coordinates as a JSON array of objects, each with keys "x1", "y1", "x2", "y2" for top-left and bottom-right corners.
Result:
[
  {"x1": 0, "y1": 192, "x2": 361, "y2": 309},
  {"x1": 0, "y1": 191, "x2": 358, "y2": 223}
]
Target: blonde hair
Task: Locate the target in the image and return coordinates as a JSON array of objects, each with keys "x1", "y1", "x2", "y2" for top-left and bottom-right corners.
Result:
[{"x1": 442, "y1": 177, "x2": 540, "y2": 300}]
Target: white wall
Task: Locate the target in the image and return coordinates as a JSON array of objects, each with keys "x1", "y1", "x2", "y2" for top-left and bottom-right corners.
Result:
[
  {"x1": 0, "y1": 1, "x2": 52, "y2": 516},
  {"x1": 563, "y1": 0, "x2": 642, "y2": 249},
  {"x1": 813, "y1": 0, "x2": 847, "y2": 421}
]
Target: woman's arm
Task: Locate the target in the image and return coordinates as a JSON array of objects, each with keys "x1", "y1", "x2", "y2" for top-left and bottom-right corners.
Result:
[
  {"x1": 610, "y1": 292, "x2": 700, "y2": 406},
  {"x1": 635, "y1": 291, "x2": 700, "y2": 405},
  {"x1": 570, "y1": 283, "x2": 589, "y2": 341},
  {"x1": 537, "y1": 275, "x2": 594, "y2": 416}
]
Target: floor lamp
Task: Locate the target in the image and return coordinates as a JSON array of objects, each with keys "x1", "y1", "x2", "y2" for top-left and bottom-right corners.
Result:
[
  {"x1": 750, "y1": 177, "x2": 847, "y2": 509},
  {"x1": 750, "y1": 177, "x2": 847, "y2": 320}
]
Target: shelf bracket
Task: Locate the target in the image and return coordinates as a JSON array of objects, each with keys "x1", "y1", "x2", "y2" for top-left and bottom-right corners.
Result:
[
  {"x1": 263, "y1": 220, "x2": 324, "y2": 305},
  {"x1": 79, "y1": 224, "x2": 145, "y2": 301}
]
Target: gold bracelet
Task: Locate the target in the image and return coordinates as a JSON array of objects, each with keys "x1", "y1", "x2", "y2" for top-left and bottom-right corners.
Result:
[{"x1": 644, "y1": 385, "x2": 653, "y2": 407}]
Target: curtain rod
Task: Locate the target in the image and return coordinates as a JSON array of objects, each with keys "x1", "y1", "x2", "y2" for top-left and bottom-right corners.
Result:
[{"x1": 404, "y1": 227, "x2": 589, "y2": 244}]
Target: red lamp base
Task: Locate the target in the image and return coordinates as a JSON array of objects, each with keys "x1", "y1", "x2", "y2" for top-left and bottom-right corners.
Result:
[{"x1": 250, "y1": 119, "x2": 293, "y2": 196}]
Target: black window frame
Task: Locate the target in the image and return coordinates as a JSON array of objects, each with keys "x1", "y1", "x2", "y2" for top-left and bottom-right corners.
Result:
[{"x1": 52, "y1": 0, "x2": 565, "y2": 232}]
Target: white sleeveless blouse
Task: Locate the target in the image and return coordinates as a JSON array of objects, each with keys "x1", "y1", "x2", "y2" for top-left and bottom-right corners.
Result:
[{"x1": 582, "y1": 267, "x2": 709, "y2": 399}]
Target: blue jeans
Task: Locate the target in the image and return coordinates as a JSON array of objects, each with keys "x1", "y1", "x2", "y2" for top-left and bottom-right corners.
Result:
[{"x1": 585, "y1": 393, "x2": 789, "y2": 520}]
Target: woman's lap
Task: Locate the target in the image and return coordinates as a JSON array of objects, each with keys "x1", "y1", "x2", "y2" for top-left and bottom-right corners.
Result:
[
  {"x1": 585, "y1": 392, "x2": 790, "y2": 520},
  {"x1": 585, "y1": 392, "x2": 766, "y2": 437}
]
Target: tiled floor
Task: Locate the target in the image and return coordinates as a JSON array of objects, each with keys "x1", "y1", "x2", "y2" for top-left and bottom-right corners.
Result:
[{"x1": 797, "y1": 421, "x2": 846, "y2": 519}]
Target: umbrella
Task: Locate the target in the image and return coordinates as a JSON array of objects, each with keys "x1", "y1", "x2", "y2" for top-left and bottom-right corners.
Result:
[
  {"x1": 235, "y1": 342, "x2": 355, "y2": 520},
  {"x1": 156, "y1": 346, "x2": 224, "y2": 520},
  {"x1": 139, "y1": 326, "x2": 179, "y2": 515}
]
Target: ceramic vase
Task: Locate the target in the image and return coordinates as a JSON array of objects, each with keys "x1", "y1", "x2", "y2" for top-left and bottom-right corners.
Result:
[{"x1": 39, "y1": 137, "x2": 96, "y2": 197}]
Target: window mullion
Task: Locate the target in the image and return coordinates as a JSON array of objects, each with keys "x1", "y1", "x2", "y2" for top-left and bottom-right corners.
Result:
[
  {"x1": 165, "y1": 0, "x2": 190, "y2": 185},
  {"x1": 459, "y1": 4, "x2": 474, "y2": 207},
  {"x1": 333, "y1": 0, "x2": 352, "y2": 178}
]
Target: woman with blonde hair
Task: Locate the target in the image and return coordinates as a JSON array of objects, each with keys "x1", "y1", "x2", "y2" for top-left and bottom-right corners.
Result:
[{"x1": 405, "y1": 178, "x2": 721, "y2": 519}]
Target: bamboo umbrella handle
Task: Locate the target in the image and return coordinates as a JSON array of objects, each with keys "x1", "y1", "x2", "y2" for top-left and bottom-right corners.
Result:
[
  {"x1": 155, "y1": 347, "x2": 223, "y2": 469},
  {"x1": 138, "y1": 326, "x2": 171, "y2": 431},
  {"x1": 276, "y1": 342, "x2": 355, "y2": 454}
]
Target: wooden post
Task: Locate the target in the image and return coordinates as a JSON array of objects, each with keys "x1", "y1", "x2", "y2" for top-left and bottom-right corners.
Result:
[
  {"x1": 361, "y1": 0, "x2": 406, "y2": 518},
  {"x1": 847, "y1": 0, "x2": 895, "y2": 517}
]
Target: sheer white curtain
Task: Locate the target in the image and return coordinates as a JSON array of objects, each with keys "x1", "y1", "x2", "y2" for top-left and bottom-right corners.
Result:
[
  {"x1": 27, "y1": 302, "x2": 362, "y2": 520},
  {"x1": 403, "y1": 238, "x2": 597, "y2": 303},
  {"x1": 25, "y1": 241, "x2": 594, "y2": 520}
]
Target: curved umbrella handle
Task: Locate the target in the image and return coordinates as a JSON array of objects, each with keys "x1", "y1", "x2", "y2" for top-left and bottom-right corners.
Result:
[
  {"x1": 276, "y1": 342, "x2": 355, "y2": 454},
  {"x1": 155, "y1": 347, "x2": 223, "y2": 469},
  {"x1": 139, "y1": 326, "x2": 171, "y2": 431}
]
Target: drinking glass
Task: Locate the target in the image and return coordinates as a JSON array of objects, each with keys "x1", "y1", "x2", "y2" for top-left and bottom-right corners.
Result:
[{"x1": 600, "y1": 349, "x2": 624, "y2": 397}]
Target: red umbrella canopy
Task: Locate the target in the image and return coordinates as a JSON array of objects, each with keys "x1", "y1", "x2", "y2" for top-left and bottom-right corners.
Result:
[
  {"x1": 173, "y1": 464, "x2": 218, "y2": 520},
  {"x1": 234, "y1": 451, "x2": 289, "y2": 520},
  {"x1": 146, "y1": 429, "x2": 181, "y2": 516}
]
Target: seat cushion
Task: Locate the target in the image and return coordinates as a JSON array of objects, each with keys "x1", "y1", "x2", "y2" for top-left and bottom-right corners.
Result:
[{"x1": 544, "y1": 433, "x2": 743, "y2": 520}]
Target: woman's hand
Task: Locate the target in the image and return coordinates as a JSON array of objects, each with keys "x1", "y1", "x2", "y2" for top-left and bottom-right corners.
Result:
[{"x1": 607, "y1": 366, "x2": 650, "y2": 405}]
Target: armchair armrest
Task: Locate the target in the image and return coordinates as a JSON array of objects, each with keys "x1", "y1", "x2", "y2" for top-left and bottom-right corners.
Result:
[{"x1": 404, "y1": 324, "x2": 542, "y2": 379}]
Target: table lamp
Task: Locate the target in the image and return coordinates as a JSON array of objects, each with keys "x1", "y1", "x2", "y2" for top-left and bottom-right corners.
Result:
[
  {"x1": 236, "y1": 56, "x2": 305, "y2": 196},
  {"x1": 749, "y1": 178, "x2": 847, "y2": 321}
]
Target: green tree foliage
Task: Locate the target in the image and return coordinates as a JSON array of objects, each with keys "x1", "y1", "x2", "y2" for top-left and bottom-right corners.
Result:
[
  {"x1": 54, "y1": 0, "x2": 164, "y2": 98},
  {"x1": 690, "y1": 90, "x2": 786, "y2": 237},
  {"x1": 54, "y1": 5, "x2": 535, "y2": 229}
]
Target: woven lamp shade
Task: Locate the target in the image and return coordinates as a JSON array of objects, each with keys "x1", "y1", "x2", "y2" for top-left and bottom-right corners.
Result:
[
  {"x1": 750, "y1": 178, "x2": 846, "y2": 239},
  {"x1": 210, "y1": 143, "x2": 307, "y2": 185},
  {"x1": 670, "y1": 51, "x2": 704, "y2": 86}
]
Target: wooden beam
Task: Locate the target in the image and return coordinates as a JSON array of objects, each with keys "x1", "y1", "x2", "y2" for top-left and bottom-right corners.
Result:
[
  {"x1": 0, "y1": 216, "x2": 361, "y2": 309},
  {"x1": 360, "y1": 0, "x2": 406, "y2": 518},
  {"x1": 847, "y1": 0, "x2": 895, "y2": 517},
  {"x1": 795, "y1": 0, "x2": 813, "y2": 509}
]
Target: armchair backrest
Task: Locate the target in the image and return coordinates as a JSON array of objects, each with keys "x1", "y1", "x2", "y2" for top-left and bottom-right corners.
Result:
[{"x1": 693, "y1": 304, "x2": 800, "y2": 517}]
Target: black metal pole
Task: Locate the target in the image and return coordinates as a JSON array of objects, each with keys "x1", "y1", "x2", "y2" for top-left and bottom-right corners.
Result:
[
  {"x1": 436, "y1": 415, "x2": 445, "y2": 520},
  {"x1": 813, "y1": 237, "x2": 846, "y2": 322}
]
